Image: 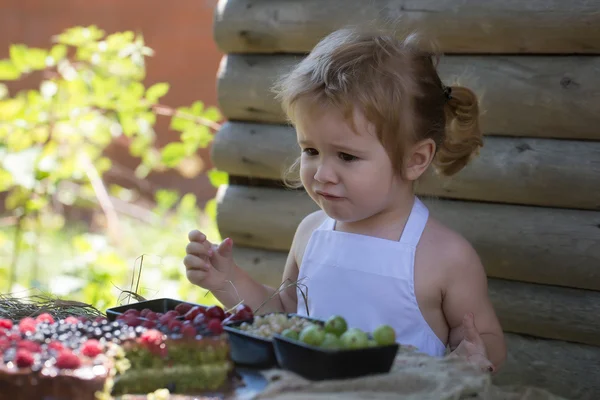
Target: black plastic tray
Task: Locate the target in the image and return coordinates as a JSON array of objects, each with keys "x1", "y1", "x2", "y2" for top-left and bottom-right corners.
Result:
[
  {"x1": 272, "y1": 334, "x2": 399, "y2": 381},
  {"x1": 105, "y1": 298, "x2": 204, "y2": 321},
  {"x1": 223, "y1": 313, "x2": 323, "y2": 369}
]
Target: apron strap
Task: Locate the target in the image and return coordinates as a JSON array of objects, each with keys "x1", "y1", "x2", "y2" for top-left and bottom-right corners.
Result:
[{"x1": 399, "y1": 197, "x2": 429, "y2": 247}]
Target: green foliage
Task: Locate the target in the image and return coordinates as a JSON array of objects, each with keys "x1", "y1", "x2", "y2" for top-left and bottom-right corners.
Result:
[{"x1": 0, "y1": 25, "x2": 230, "y2": 308}]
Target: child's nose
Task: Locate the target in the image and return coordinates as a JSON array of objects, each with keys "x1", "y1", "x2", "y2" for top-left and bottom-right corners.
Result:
[{"x1": 314, "y1": 161, "x2": 337, "y2": 183}]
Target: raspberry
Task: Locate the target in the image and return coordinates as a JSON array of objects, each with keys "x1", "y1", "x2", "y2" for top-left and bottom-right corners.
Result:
[
  {"x1": 140, "y1": 308, "x2": 152, "y2": 318},
  {"x1": 140, "y1": 329, "x2": 163, "y2": 347},
  {"x1": 142, "y1": 320, "x2": 156, "y2": 329},
  {"x1": 167, "y1": 319, "x2": 183, "y2": 332},
  {"x1": 9, "y1": 332, "x2": 21, "y2": 342},
  {"x1": 0, "y1": 319, "x2": 13, "y2": 330},
  {"x1": 123, "y1": 315, "x2": 141, "y2": 327},
  {"x1": 64, "y1": 316, "x2": 79, "y2": 325},
  {"x1": 15, "y1": 349, "x2": 34, "y2": 368},
  {"x1": 81, "y1": 339, "x2": 102, "y2": 357},
  {"x1": 55, "y1": 349, "x2": 81, "y2": 369},
  {"x1": 145, "y1": 311, "x2": 158, "y2": 321},
  {"x1": 0, "y1": 338, "x2": 10, "y2": 352},
  {"x1": 35, "y1": 313, "x2": 55, "y2": 324},
  {"x1": 17, "y1": 340, "x2": 41, "y2": 353},
  {"x1": 18, "y1": 317, "x2": 36, "y2": 334},
  {"x1": 94, "y1": 317, "x2": 107, "y2": 324},
  {"x1": 0, "y1": 328, "x2": 6, "y2": 338},
  {"x1": 181, "y1": 324, "x2": 197, "y2": 338},
  {"x1": 207, "y1": 318, "x2": 223, "y2": 335},
  {"x1": 48, "y1": 341, "x2": 64, "y2": 352}
]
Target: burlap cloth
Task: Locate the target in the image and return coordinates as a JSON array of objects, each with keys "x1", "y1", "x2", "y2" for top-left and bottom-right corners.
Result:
[{"x1": 249, "y1": 348, "x2": 566, "y2": 400}]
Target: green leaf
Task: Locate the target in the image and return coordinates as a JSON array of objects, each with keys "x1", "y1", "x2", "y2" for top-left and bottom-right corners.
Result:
[
  {"x1": 181, "y1": 125, "x2": 213, "y2": 149},
  {"x1": 9, "y1": 45, "x2": 29, "y2": 72},
  {"x1": 49, "y1": 44, "x2": 68, "y2": 64},
  {"x1": 0, "y1": 168, "x2": 13, "y2": 191},
  {"x1": 204, "y1": 198, "x2": 217, "y2": 222},
  {"x1": 207, "y1": 168, "x2": 229, "y2": 188},
  {"x1": 54, "y1": 26, "x2": 105, "y2": 46},
  {"x1": 5, "y1": 187, "x2": 31, "y2": 210},
  {"x1": 155, "y1": 189, "x2": 179, "y2": 212},
  {"x1": 161, "y1": 143, "x2": 187, "y2": 167},
  {"x1": 25, "y1": 48, "x2": 48, "y2": 70},
  {"x1": 0, "y1": 83, "x2": 8, "y2": 99},
  {"x1": 191, "y1": 101, "x2": 204, "y2": 116},
  {"x1": 176, "y1": 193, "x2": 198, "y2": 217},
  {"x1": 203, "y1": 106, "x2": 223, "y2": 122},
  {"x1": 129, "y1": 135, "x2": 152, "y2": 157},
  {"x1": 0, "y1": 98, "x2": 24, "y2": 119},
  {"x1": 146, "y1": 82, "x2": 169, "y2": 103},
  {"x1": 95, "y1": 157, "x2": 112, "y2": 175},
  {"x1": 0, "y1": 60, "x2": 21, "y2": 80},
  {"x1": 25, "y1": 197, "x2": 49, "y2": 212}
]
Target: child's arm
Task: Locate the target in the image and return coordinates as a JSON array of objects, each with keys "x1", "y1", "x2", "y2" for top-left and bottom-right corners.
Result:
[
  {"x1": 442, "y1": 238, "x2": 506, "y2": 371},
  {"x1": 184, "y1": 211, "x2": 321, "y2": 314}
]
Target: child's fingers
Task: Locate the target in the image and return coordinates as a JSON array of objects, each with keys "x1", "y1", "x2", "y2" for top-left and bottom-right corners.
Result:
[
  {"x1": 188, "y1": 229, "x2": 206, "y2": 243},
  {"x1": 462, "y1": 313, "x2": 482, "y2": 344},
  {"x1": 186, "y1": 241, "x2": 213, "y2": 257},
  {"x1": 183, "y1": 254, "x2": 211, "y2": 271}
]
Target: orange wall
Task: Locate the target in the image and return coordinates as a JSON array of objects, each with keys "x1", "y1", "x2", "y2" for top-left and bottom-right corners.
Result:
[{"x1": 0, "y1": 0, "x2": 223, "y2": 204}]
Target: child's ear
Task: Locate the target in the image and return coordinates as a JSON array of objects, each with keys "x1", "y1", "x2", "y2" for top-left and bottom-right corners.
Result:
[{"x1": 404, "y1": 138, "x2": 436, "y2": 181}]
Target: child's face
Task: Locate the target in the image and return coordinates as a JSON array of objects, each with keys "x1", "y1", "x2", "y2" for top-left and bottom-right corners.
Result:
[{"x1": 296, "y1": 107, "x2": 407, "y2": 223}]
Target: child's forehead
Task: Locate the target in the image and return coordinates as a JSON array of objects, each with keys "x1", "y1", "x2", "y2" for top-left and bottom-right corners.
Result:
[{"x1": 295, "y1": 106, "x2": 378, "y2": 143}]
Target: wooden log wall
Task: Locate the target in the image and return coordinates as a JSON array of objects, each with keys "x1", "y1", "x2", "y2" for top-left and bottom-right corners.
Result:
[{"x1": 211, "y1": 1, "x2": 600, "y2": 398}]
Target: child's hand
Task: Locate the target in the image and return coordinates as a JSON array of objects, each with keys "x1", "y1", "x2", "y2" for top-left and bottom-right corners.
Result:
[
  {"x1": 449, "y1": 313, "x2": 495, "y2": 373},
  {"x1": 183, "y1": 230, "x2": 236, "y2": 291}
]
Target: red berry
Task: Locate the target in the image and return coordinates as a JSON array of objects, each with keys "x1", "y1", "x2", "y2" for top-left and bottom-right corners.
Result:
[
  {"x1": 48, "y1": 341, "x2": 64, "y2": 352},
  {"x1": 77, "y1": 316, "x2": 89, "y2": 323},
  {"x1": 94, "y1": 317, "x2": 107, "y2": 324},
  {"x1": 0, "y1": 338, "x2": 10, "y2": 352},
  {"x1": 233, "y1": 304, "x2": 254, "y2": 321},
  {"x1": 0, "y1": 319, "x2": 13, "y2": 330},
  {"x1": 64, "y1": 316, "x2": 79, "y2": 325},
  {"x1": 184, "y1": 306, "x2": 205, "y2": 321},
  {"x1": 192, "y1": 313, "x2": 206, "y2": 326},
  {"x1": 140, "y1": 329, "x2": 163, "y2": 345},
  {"x1": 35, "y1": 313, "x2": 55, "y2": 324},
  {"x1": 140, "y1": 308, "x2": 152, "y2": 317},
  {"x1": 55, "y1": 349, "x2": 81, "y2": 369},
  {"x1": 123, "y1": 315, "x2": 141, "y2": 327},
  {"x1": 0, "y1": 328, "x2": 6, "y2": 338},
  {"x1": 206, "y1": 306, "x2": 225, "y2": 321},
  {"x1": 142, "y1": 320, "x2": 156, "y2": 329},
  {"x1": 145, "y1": 311, "x2": 158, "y2": 321},
  {"x1": 17, "y1": 340, "x2": 41, "y2": 353},
  {"x1": 81, "y1": 339, "x2": 102, "y2": 357},
  {"x1": 9, "y1": 332, "x2": 21, "y2": 342},
  {"x1": 164, "y1": 310, "x2": 178, "y2": 319},
  {"x1": 167, "y1": 319, "x2": 183, "y2": 332},
  {"x1": 124, "y1": 309, "x2": 140, "y2": 317},
  {"x1": 18, "y1": 317, "x2": 37, "y2": 334},
  {"x1": 181, "y1": 323, "x2": 197, "y2": 338},
  {"x1": 175, "y1": 303, "x2": 193, "y2": 316},
  {"x1": 15, "y1": 349, "x2": 34, "y2": 368},
  {"x1": 206, "y1": 318, "x2": 223, "y2": 335}
]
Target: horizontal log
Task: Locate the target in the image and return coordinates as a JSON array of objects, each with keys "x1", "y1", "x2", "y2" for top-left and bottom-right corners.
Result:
[
  {"x1": 231, "y1": 246, "x2": 600, "y2": 397},
  {"x1": 231, "y1": 245, "x2": 600, "y2": 345},
  {"x1": 214, "y1": 0, "x2": 600, "y2": 55},
  {"x1": 497, "y1": 334, "x2": 600, "y2": 400},
  {"x1": 216, "y1": 185, "x2": 600, "y2": 291},
  {"x1": 217, "y1": 54, "x2": 600, "y2": 140},
  {"x1": 211, "y1": 122, "x2": 600, "y2": 210}
]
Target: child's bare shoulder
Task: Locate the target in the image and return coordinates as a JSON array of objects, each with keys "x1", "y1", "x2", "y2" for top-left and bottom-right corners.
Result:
[
  {"x1": 420, "y1": 216, "x2": 483, "y2": 277},
  {"x1": 291, "y1": 210, "x2": 328, "y2": 260}
]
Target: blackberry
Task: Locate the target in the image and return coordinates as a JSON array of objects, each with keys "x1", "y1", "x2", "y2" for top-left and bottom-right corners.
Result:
[{"x1": 3, "y1": 348, "x2": 15, "y2": 363}]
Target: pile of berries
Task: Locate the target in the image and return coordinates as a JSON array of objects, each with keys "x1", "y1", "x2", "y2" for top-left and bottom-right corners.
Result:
[
  {"x1": 115, "y1": 303, "x2": 253, "y2": 339},
  {"x1": 0, "y1": 313, "x2": 114, "y2": 371}
]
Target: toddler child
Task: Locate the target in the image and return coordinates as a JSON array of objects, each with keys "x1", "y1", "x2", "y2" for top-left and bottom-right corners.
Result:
[{"x1": 184, "y1": 27, "x2": 506, "y2": 372}]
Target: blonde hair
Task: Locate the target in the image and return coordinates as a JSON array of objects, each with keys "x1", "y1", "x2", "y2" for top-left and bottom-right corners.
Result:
[{"x1": 273, "y1": 27, "x2": 483, "y2": 186}]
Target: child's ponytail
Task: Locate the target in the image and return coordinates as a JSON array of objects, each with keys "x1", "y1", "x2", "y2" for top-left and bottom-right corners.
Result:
[{"x1": 433, "y1": 86, "x2": 484, "y2": 176}]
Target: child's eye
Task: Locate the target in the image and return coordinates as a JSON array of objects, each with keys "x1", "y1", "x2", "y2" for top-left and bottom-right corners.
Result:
[
  {"x1": 302, "y1": 148, "x2": 318, "y2": 156},
  {"x1": 339, "y1": 152, "x2": 358, "y2": 162}
]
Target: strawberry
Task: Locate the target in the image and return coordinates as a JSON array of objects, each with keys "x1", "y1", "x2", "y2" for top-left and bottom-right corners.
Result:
[
  {"x1": 207, "y1": 318, "x2": 223, "y2": 335},
  {"x1": 9, "y1": 332, "x2": 21, "y2": 342},
  {"x1": 81, "y1": 339, "x2": 102, "y2": 357},
  {"x1": 15, "y1": 349, "x2": 34, "y2": 368},
  {"x1": 17, "y1": 340, "x2": 41, "y2": 353},
  {"x1": 35, "y1": 313, "x2": 55, "y2": 324},
  {"x1": 184, "y1": 306, "x2": 205, "y2": 321},
  {"x1": 0, "y1": 319, "x2": 13, "y2": 330},
  {"x1": 64, "y1": 316, "x2": 79, "y2": 325},
  {"x1": 18, "y1": 317, "x2": 37, "y2": 334},
  {"x1": 48, "y1": 341, "x2": 64, "y2": 352},
  {"x1": 0, "y1": 338, "x2": 10, "y2": 352},
  {"x1": 55, "y1": 349, "x2": 81, "y2": 369}
]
